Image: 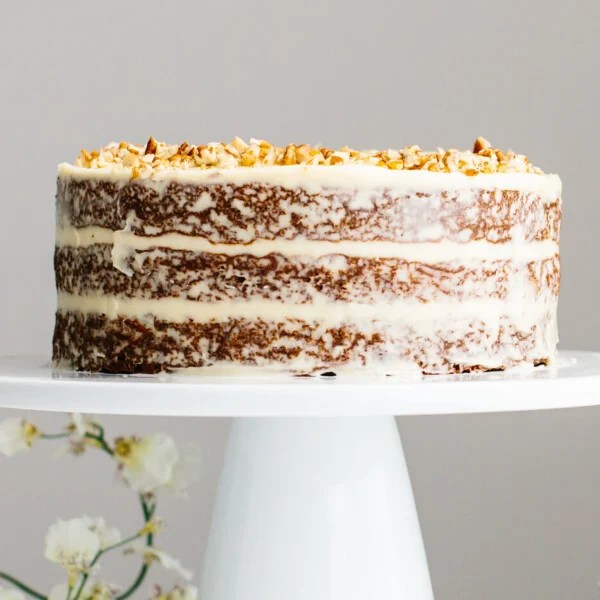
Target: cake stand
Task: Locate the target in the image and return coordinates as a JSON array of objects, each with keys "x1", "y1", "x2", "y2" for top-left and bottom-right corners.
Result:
[{"x1": 1, "y1": 350, "x2": 600, "y2": 600}]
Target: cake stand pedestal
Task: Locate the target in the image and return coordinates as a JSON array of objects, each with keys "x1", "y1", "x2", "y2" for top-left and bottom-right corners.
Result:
[{"x1": 1, "y1": 351, "x2": 600, "y2": 600}]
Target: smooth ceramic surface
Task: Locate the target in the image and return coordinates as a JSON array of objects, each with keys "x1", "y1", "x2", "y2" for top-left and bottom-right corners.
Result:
[
  {"x1": 200, "y1": 416, "x2": 433, "y2": 600},
  {"x1": 0, "y1": 351, "x2": 599, "y2": 416}
]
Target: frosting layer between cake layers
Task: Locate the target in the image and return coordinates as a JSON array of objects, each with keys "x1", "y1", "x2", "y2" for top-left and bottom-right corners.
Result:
[{"x1": 53, "y1": 164, "x2": 561, "y2": 375}]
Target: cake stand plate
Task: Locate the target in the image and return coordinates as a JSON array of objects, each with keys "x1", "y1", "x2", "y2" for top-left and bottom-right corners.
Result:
[
  {"x1": 1, "y1": 351, "x2": 599, "y2": 600},
  {"x1": 0, "y1": 351, "x2": 598, "y2": 416}
]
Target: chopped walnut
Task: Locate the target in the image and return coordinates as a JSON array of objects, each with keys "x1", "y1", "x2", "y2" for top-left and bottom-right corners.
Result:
[
  {"x1": 473, "y1": 136, "x2": 491, "y2": 153},
  {"x1": 74, "y1": 137, "x2": 543, "y2": 175},
  {"x1": 144, "y1": 136, "x2": 158, "y2": 156}
]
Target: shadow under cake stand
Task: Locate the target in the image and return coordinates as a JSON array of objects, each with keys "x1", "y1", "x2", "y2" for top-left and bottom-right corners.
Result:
[{"x1": 1, "y1": 350, "x2": 600, "y2": 600}]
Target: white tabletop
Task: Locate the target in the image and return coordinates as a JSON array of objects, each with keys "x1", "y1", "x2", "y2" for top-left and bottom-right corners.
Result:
[{"x1": 0, "y1": 351, "x2": 599, "y2": 416}]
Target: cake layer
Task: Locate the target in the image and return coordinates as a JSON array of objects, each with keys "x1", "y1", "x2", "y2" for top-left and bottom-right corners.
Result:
[
  {"x1": 52, "y1": 311, "x2": 557, "y2": 375},
  {"x1": 55, "y1": 244, "x2": 560, "y2": 303},
  {"x1": 57, "y1": 167, "x2": 561, "y2": 244}
]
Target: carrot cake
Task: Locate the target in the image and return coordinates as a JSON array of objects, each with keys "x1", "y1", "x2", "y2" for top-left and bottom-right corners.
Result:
[{"x1": 52, "y1": 137, "x2": 561, "y2": 375}]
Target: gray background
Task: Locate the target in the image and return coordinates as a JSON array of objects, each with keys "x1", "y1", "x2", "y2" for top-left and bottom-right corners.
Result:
[{"x1": 0, "y1": 0, "x2": 599, "y2": 598}]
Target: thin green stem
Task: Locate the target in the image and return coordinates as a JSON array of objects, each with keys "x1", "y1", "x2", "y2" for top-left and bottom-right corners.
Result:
[
  {"x1": 116, "y1": 496, "x2": 155, "y2": 600},
  {"x1": 116, "y1": 564, "x2": 149, "y2": 600},
  {"x1": 92, "y1": 423, "x2": 105, "y2": 438},
  {"x1": 65, "y1": 584, "x2": 74, "y2": 600},
  {"x1": 0, "y1": 573, "x2": 46, "y2": 600},
  {"x1": 84, "y1": 433, "x2": 113, "y2": 456},
  {"x1": 141, "y1": 497, "x2": 151, "y2": 521},
  {"x1": 72, "y1": 570, "x2": 90, "y2": 600},
  {"x1": 103, "y1": 532, "x2": 143, "y2": 556},
  {"x1": 72, "y1": 547, "x2": 102, "y2": 600},
  {"x1": 40, "y1": 432, "x2": 70, "y2": 440}
]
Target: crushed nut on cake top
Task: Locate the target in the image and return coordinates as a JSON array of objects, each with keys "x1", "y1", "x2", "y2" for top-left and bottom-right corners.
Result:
[{"x1": 75, "y1": 136, "x2": 543, "y2": 176}]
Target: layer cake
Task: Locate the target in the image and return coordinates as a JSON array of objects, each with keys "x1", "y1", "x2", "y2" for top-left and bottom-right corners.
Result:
[{"x1": 53, "y1": 137, "x2": 561, "y2": 375}]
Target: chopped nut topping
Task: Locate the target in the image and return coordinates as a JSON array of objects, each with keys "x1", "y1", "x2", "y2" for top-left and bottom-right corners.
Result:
[
  {"x1": 74, "y1": 137, "x2": 543, "y2": 175},
  {"x1": 144, "y1": 136, "x2": 158, "y2": 156},
  {"x1": 473, "y1": 136, "x2": 491, "y2": 153}
]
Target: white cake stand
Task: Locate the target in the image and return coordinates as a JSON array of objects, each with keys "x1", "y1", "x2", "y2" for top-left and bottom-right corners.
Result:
[{"x1": 1, "y1": 350, "x2": 600, "y2": 600}]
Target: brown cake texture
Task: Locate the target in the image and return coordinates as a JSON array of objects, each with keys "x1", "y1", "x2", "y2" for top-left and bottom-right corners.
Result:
[{"x1": 53, "y1": 137, "x2": 561, "y2": 375}]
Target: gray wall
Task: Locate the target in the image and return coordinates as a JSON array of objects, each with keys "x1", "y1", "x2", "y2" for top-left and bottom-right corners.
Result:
[{"x1": 1, "y1": 0, "x2": 599, "y2": 597}]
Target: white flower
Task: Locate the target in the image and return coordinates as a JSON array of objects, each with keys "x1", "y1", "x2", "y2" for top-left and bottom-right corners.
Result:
[
  {"x1": 53, "y1": 414, "x2": 95, "y2": 458},
  {"x1": 149, "y1": 548, "x2": 192, "y2": 580},
  {"x1": 0, "y1": 418, "x2": 38, "y2": 457},
  {"x1": 127, "y1": 542, "x2": 192, "y2": 580},
  {"x1": 150, "y1": 585, "x2": 197, "y2": 600},
  {"x1": 0, "y1": 587, "x2": 26, "y2": 600},
  {"x1": 171, "y1": 587, "x2": 197, "y2": 600},
  {"x1": 56, "y1": 414, "x2": 97, "y2": 456},
  {"x1": 114, "y1": 433, "x2": 180, "y2": 494},
  {"x1": 45, "y1": 517, "x2": 121, "y2": 574},
  {"x1": 49, "y1": 580, "x2": 117, "y2": 600},
  {"x1": 86, "y1": 517, "x2": 121, "y2": 549},
  {"x1": 70, "y1": 413, "x2": 93, "y2": 438},
  {"x1": 167, "y1": 443, "x2": 200, "y2": 497}
]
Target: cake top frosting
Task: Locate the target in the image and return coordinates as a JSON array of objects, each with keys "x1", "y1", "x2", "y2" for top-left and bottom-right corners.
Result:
[{"x1": 74, "y1": 136, "x2": 543, "y2": 176}]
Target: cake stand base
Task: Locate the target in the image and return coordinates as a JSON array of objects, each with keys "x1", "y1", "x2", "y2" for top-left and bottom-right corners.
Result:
[{"x1": 200, "y1": 417, "x2": 433, "y2": 600}]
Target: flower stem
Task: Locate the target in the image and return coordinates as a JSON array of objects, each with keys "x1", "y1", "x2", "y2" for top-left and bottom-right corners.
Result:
[
  {"x1": 116, "y1": 564, "x2": 149, "y2": 600},
  {"x1": 72, "y1": 572, "x2": 89, "y2": 600},
  {"x1": 84, "y1": 432, "x2": 113, "y2": 456},
  {"x1": 109, "y1": 533, "x2": 143, "y2": 554},
  {"x1": 0, "y1": 572, "x2": 47, "y2": 600},
  {"x1": 92, "y1": 423, "x2": 105, "y2": 438},
  {"x1": 116, "y1": 496, "x2": 155, "y2": 600},
  {"x1": 40, "y1": 433, "x2": 70, "y2": 440}
]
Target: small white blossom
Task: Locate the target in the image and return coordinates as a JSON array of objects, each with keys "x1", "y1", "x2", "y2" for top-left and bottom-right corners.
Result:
[
  {"x1": 115, "y1": 433, "x2": 180, "y2": 494},
  {"x1": 127, "y1": 542, "x2": 192, "y2": 580},
  {"x1": 87, "y1": 517, "x2": 121, "y2": 549},
  {"x1": 0, "y1": 418, "x2": 38, "y2": 457},
  {"x1": 173, "y1": 586, "x2": 197, "y2": 600},
  {"x1": 57, "y1": 414, "x2": 97, "y2": 456},
  {"x1": 70, "y1": 413, "x2": 93, "y2": 438},
  {"x1": 45, "y1": 517, "x2": 121, "y2": 575},
  {"x1": 150, "y1": 585, "x2": 197, "y2": 600},
  {"x1": 167, "y1": 444, "x2": 200, "y2": 497},
  {"x1": 0, "y1": 587, "x2": 26, "y2": 600},
  {"x1": 149, "y1": 548, "x2": 192, "y2": 579},
  {"x1": 49, "y1": 580, "x2": 117, "y2": 600}
]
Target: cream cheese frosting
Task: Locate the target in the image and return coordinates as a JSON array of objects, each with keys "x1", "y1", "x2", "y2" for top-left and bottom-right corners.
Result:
[
  {"x1": 55, "y1": 226, "x2": 559, "y2": 262},
  {"x1": 58, "y1": 163, "x2": 561, "y2": 198}
]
